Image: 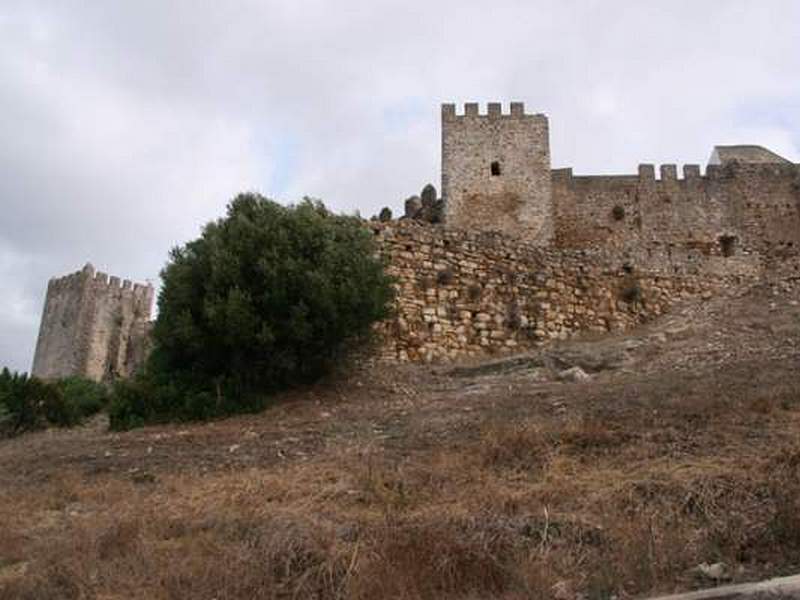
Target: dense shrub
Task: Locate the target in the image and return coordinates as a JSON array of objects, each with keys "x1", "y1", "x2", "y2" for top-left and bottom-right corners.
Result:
[
  {"x1": 110, "y1": 194, "x2": 394, "y2": 429},
  {"x1": 108, "y1": 377, "x2": 156, "y2": 431},
  {"x1": 0, "y1": 368, "x2": 109, "y2": 435},
  {"x1": 1, "y1": 368, "x2": 60, "y2": 433},
  {"x1": 108, "y1": 370, "x2": 268, "y2": 429},
  {"x1": 57, "y1": 376, "x2": 109, "y2": 419}
]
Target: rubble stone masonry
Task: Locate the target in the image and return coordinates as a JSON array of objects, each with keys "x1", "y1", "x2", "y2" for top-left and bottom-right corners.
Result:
[{"x1": 372, "y1": 220, "x2": 762, "y2": 363}]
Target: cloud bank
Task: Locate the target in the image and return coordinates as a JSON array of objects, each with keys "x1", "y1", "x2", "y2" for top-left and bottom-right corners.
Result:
[{"x1": 1, "y1": 0, "x2": 798, "y2": 371}]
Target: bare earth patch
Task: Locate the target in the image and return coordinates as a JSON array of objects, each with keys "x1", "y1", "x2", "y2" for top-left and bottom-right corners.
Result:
[{"x1": 1, "y1": 280, "x2": 800, "y2": 599}]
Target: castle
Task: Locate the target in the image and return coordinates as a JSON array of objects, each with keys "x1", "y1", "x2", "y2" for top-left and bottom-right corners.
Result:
[
  {"x1": 374, "y1": 102, "x2": 799, "y2": 362},
  {"x1": 31, "y1": 102, "x2": 800, "y2": 377}
]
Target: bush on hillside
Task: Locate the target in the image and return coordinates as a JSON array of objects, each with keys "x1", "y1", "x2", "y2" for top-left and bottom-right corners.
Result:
[
  {"x1": 1, "y1": 369, "x2": 61, "y2": 433},
  {"x1": 0, "y1": 368, "x2": 61, "y2": 433},
  {"x1": 57, "y1": 376, "x2": 109, "y2": 419},
  {"x1": 110, "y1": 194, "x2": 394, "y2": 430},
  {"x1": 0, "y1": 368, "x2": 109, "y2": 436}
]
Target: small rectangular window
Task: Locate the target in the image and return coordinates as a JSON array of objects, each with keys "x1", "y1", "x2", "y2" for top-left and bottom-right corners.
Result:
[
  {"x1": 719, "y1": 235, "x2": 737, "y2": 257},
  {"x1": 490, "y1": 161, "x2": 501, "y2": 176}
]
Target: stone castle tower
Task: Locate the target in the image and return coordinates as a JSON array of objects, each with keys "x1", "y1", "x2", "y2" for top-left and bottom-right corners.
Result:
[
  {"x1": 441, "y1": 102, "x2": 553, "y2": 244},
  {"x1": 31, "y1": 263, "x2": 154, "y2": 382}
]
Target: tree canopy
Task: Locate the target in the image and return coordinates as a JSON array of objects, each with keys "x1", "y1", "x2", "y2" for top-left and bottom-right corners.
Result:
[{"x1": 112, "y1": 194, "x2": 394, "y2": 427}]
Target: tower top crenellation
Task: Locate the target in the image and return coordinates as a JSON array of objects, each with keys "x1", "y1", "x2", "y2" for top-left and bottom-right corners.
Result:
[{"x1": 441, "y1": 102, "x2": 546, "y2": 120}]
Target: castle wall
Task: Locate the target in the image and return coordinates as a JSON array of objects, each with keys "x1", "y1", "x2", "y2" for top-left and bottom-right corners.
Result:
[
  {"x1": 31, "y1": 264, "x2": 154, "y2": 381},
  {"x1": 373, "y1": 221, "x2": 752, "y2": 363},
  {"x1": 442, "y1": 102, "x2": 553, "y2": 243},
  {"x1": 551, "y1": 170, "x2": 641, "y2": 251},
  {"x1": 636, "y1": 164, "x2": 729, "y2": 247},
  {"x1": 552, "y1": 162, "x2": 800, "y2": 267},
  {"x1": 708, "y1": 163, "x2": 800, "y2": 255}
]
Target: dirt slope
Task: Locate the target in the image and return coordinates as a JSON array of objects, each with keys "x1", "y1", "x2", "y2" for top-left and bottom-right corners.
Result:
[{"x1": 1, "y1": 279, "x2": 800, "y2": 599}]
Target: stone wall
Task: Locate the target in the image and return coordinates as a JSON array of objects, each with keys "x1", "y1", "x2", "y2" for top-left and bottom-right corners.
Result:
[
  {"x1": 441, "y1": 102, "x2": 552, "y2": 244},
  {"x1": 372, "y1": 220, "x2": 752, "y2": 363},
  {"x1": 31, "y1": 263, "x2": 154, "y2": 381},
  {"x1": 716, "y1": 163, "x2": 800, "y2": 255},
  {"x1": 552, "y1": 161, "x2": 800, "y2": 262}
]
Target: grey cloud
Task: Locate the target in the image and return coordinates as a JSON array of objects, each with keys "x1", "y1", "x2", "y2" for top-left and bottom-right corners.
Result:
[{"x1": 1, "y1": 0, "x2": 798, "y2": 370}]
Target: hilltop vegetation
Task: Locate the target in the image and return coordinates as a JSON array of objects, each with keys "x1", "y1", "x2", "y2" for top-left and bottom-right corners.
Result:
[
  {"x1": 110, "y1": 194, "x2": 394, "y2": 429},
  {"x1": 0, "y1": 369, "x2": 108, "y2": 437},
  {"x1": 3, "y1": 196, "x2": 394, "y2": 436}
]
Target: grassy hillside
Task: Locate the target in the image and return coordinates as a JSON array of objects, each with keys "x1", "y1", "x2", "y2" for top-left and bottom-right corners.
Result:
[{"x1": 1, "y1": 280, "x2": 799, "y2": 599}]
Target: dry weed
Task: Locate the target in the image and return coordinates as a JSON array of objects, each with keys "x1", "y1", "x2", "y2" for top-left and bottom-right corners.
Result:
[{"x1": 480, "y1": 422, "x2": 551, "y2": 475}]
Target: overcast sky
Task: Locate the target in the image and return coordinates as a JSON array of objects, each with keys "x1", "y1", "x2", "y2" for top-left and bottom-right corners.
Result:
[{"x1": 1, "y1": 1, "x2": 799, "y2": 372}]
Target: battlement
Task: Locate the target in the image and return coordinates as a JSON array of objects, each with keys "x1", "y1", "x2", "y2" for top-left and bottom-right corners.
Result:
[
  {"x1": 637, "y1": 164, "x2": 704, "y2": 182},
  {"x1": 46, "y1": 263, "x2": 154, "y2": 302},
  {"x1": 555, "y1": 164, "x2": 707, "y2": 187},
  {"x1": 441, "y1": 102, "x2": 546, "y2": 121},
  {"x1": 555, "y1": 162, "x2": 794, "y2": 186}
]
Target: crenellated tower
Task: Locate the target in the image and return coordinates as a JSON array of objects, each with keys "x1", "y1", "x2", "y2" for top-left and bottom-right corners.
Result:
[
  {"x1": 441, "y1": 102, "x2": 553, "y2": 243},
  {"x1": 31, "y1": 263, "x2": 154, "y2": 381}
]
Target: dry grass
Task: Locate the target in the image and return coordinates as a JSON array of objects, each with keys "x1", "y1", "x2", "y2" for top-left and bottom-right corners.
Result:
[
  {"x1": 480, "y1": 422, "x2": 551, "y2": 474},
  {"x1": 5, "y1": 405, "x2": 800, "y2": 599},
  {"x1": 2, "y1": 289, "x2": 800, "y2": 598},
  {"x1": 0, "y1": 472, "x2": 797, "y2": 600}
]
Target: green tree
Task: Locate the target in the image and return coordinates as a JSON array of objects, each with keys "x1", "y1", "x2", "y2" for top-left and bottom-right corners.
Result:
[{"x1": 112, "y1": 194, "x2": 394, "y2": 427}]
